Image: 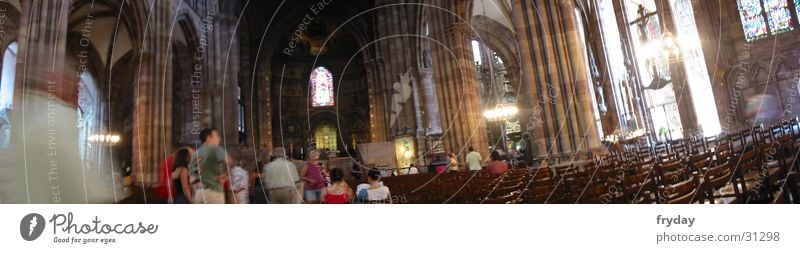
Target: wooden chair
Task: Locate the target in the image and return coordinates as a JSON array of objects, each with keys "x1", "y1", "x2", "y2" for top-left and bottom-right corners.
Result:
[
  {"x1": 689, "y1": 137, "x2": 706, "y2": 155},
  {"x1": 656, "y1": 159, "x2": 689, "y2": 186},
  {"x1": 688, "y1": 150, "x2": 714, "y2": 174},
  {"x1": 659, "y1": 172, "x2": 701, "y2": 204},
  {"x1": 623, "y1": 169, "x2": 658, "y2": 204},
  {"x1": 772, "y1": 171, "x2": 797, "y2": 204},
  {"x1": 518, "y1": 184, "x2": 557, "y2": 204},
  {"x1": 483, "y1": 192, "x2": 519, "y2": 204},
  {"x1": 700, "y1": 162, "x2": 739, "y2": 204}
]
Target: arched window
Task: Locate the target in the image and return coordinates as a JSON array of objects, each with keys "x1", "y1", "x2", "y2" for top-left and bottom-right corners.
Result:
[
  {"x1": 736, "y1": 0, "x2": 795, "y2": 42},
  {"x1": 0, "y1": 42, "x2": 16, "y2": 110},
  {"x1": 471, "y1": 40, "x2": 482, "y2": 65},
  {"x1": 738, "y1": 0, "x2": 770, "y2": 41},
  {"x1": 763, "y1": 0, "x2": 794, "y2": 34},
  {"x1": 77, "y1": 71, "x2": 98, "y2": 161},
  {"x1": 237, "y1": 85, "x2": 245, "y2": 144},
  {"x1": 310, "y1": 66, "x2": 334, "y2": 107},
  {"x1": 796, "y1": 0, "x2": 800, "y2": 20},
  {"x1": 0, "y1": 42, "x2": 18, "y2": 148}
]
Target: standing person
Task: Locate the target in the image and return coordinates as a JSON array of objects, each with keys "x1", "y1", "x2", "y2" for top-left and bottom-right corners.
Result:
[
  {"x1": 355, "y1": 169, "x2": 392, "y2": 203},
  {"x1": 321, "y1": 168, "x2": 353, "y2": 204},
  {"x1": 405, "y1": 162, "x2": 420, "y2": 175},
  {"x1": 171, "y1": 149, "x2": 193, "y2": 204},
  {"x1": 190, "y1": 128, "x2": 228, "y2": 204},
  {"x1": 263, "y1": 147, "x2": 301, "y2": 204},
  {"x1": 448, "y1": 152, "x2": 460, "y2": 172},
  {"x1": 155, "y1": 147, "x2": 194, "y2": 203},
  {"x1": 250, "y1": 161, "x2": 268, "y2": 204},
  {"x1": 300, "y1": 150, "x2": 326, "y2": 204},
  {"x1": 466, "y1": 147, "x2": 483, "y2": 171},
  {"x1": 487, "y1": 150, "x2": 510, "y2": 175},
  {"x1": 230, "y1": 161, "x2": 249, "y2": 204}
]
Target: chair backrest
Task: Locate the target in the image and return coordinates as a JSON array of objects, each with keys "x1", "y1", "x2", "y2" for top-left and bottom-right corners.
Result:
[
  {"x1": 690, "y1": 151, "x2": 713, "y2": 170},
  {"x1": 623, "y1": 170, "x2": 657, "y2": 203},
  {"x1": 657, "y1": 159, "x2": 688, "y2": 185},
  {"x1": 703, "y1": 162, "x2": 733, "y2": 189},
  {"x1": 660, "y1": 172, "x2": 700, "y2": 204}
]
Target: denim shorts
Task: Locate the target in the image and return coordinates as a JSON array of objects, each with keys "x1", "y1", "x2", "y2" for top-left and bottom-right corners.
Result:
[{"x1": 305, "y1": 189, "x2": 323, "y2": 201}]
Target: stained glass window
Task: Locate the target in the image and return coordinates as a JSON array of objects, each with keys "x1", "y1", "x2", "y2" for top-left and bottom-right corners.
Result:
[
  {"x1": 763, "y1": 0, "x2": 794, "y2": 34},
  {"x1": 77, "y1": 71, "x2": 97, "y2": 161},
  {"x1": 237, "y1": 85, "x2": 245, "y2": 143},
  {"x1": 0, "y1": 42, "x2": 16, "y2": 112},
  {"x1": 736, "y1": 0, "x2": 769, "y2": 41},
  {"x1": 0, "y1": 42, "x2": 18, "y2": 149},
  {"x1": 796, "y1": 0, "x2": 800, "y2": 21},
  {"x1": 310, "y1": 66, "x2": 334, "y2": 107}
]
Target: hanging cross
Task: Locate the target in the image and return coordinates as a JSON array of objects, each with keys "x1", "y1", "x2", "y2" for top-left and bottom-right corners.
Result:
[
  {"x1": 628, "y1": 4, "x2": 672, "y2": 89},
  {"x1": 628, "y1": 4, "x2": 658, "y2": 44}
]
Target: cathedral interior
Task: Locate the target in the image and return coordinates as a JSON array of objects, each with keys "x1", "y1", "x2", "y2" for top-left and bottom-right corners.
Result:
[{"x1": 1, "y1": 0, "x2": 800, "y2": 204}]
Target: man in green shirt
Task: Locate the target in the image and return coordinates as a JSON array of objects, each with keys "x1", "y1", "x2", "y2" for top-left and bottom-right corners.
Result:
[{"x1": 190, "y1": 128, "x2": 228, "y2": 204}]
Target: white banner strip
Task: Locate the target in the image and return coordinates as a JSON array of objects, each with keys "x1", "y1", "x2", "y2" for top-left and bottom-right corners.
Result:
[{"x1": 0, "y1": 205, "x2": 797, "y2": 252}]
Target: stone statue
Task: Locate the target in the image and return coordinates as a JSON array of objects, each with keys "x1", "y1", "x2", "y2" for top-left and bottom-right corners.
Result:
[{"x1": 422, "y1": 49, "x2": 432, "y2": 68}]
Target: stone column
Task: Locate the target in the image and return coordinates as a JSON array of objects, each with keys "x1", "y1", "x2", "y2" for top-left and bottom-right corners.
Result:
[
  {"x1": 429, "y1": 2, "x2": 489, "y2": 159},
  {"x1": 510, "y1": 0, "x2": 603, "y2": 159},
  {"x1": 214, "y1": 5, "x2": 242, "y2": 153},
  {"x1": 6, "y1": 0, "x2": 79, "y2": 203},
  {"x1": 257, "y1": 69, "x2": 272, "y2": 150},
  {"x1": 411, "y1": 69, "x2": 424, "y2": 137},
  {"x1": 562, "y1": 0, "x2": 601, "y2": 149},
  {"x1": 418, "y1": 67, "x2": 442, "y2": 135},
  {"x1": 364, "y1": 58, "x2": 388, "y2": 142},
  {"x1": 511, "y1": 0, "x2": 548, "y2": 158},
  {"x1": 132, "y1": 1, "x2": 173, "y2": 188}
]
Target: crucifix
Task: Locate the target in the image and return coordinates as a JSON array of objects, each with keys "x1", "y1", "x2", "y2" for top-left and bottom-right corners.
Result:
[
  {"x1": 628, "y1": 4, "x2": 658, "y2": 43},
  {"x1": 628, "y1": 4, "x2": 671, "y2": 90}
]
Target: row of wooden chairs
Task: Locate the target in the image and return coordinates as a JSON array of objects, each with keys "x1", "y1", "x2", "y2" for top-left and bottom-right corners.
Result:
[{"x1": 347, "y1": 119, "x2": 800, "y2": 204}]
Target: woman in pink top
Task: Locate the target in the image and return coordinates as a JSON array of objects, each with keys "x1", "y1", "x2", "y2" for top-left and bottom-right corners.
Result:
[
  {"x1": 301, "y1": 150, "x2": 327, "y2": 204},
  {"x1": 487, "y1": 150, "x2": 509, "y2": 175}
]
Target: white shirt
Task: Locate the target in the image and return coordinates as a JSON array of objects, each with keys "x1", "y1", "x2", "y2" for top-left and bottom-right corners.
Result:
[
  {"x1": 356, "y1": 184, "x2": 390, "y2": 201},
  {"x1": 399, "y1": 166, "x2": 419, "y2": 175},
  {"x1": 466, "y1": 151, "x2": 482, "y2": 171},
  {"x1": 230, "y1": 166, "x2": 249, "y2": 204},
  {"x1": 263, "y1": 158, "x2": 300, "y2": 189}
]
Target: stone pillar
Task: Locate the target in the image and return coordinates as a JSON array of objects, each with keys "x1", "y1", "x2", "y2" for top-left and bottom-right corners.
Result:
[
  {"x1": 510, "y1": 0, "x2": 603, "y2": 159},
  {"x1": 6, "y1": 0, "x2": 80, "y2": 203},
  {"x1": 429, "y1": 2, "x2": 489, "y2": 159},
  {"x1": 511, "y1": 0, "x2": 548, "y2": 158},
  {"x1": 214, "y1": 5, "x2": 241, "y2": 153},
  {"x1": 418, "y1": 67, "x2": 442, "y2": 135},
  {"x1": 411, "y1": 69, "x2": 424, "y2": 137},
  {"x1": 257, "y1": 69, "x2": 272, "y2": 150},
  {"x1": 132, "y1": 1, "x2": 173, "y2": 188},
  {"x1": 562, "y1": 0, "x2": 601, "y2": 149},
  {"x1": 370, "y1": 1, "x2": 423, "y2": 140},
  {"x1": 364, "y1": 58, "x2": 388, "y2": 142}
]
